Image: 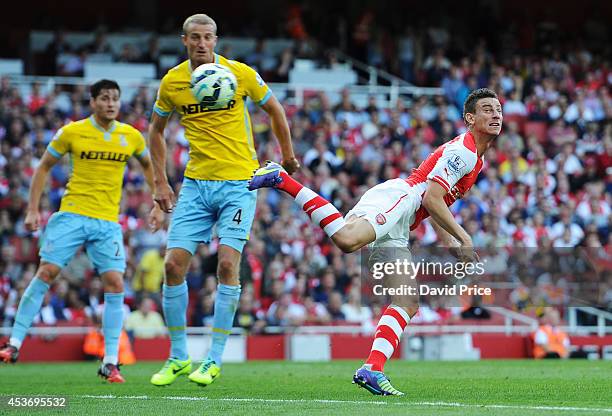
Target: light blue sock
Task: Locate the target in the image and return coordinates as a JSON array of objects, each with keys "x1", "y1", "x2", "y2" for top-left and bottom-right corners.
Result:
[
  {"x1": 102, "y1": 292, "x2": 124, "y2": 364},
  {"x1": 10, "y1": 277, "x2": 50, "y2": 349},
  {"x1": 207, "y1": 284, "x2": 241, "y2": 366},
  {"x1": 163, "y1": 282, "x2": 189, "y2": 361}
]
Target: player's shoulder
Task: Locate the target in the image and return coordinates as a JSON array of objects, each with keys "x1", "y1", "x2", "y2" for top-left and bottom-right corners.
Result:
[
  {"x1": 445, "y1": 132, "x2": 477, "y2": 156},
  {"x1": 217, "y1": 54, "x2": 244, "y2": 69},
  {"x1": 161, "y1": 60, "x2": 190, "y2": 82},
  {"x1": 217, "y1": 54, "x2": 256, "y2": 77},
  {"x1": 442, "y1": 133, "x2": 478, "y2": 170},
  {"x1": 114, "y1": 122, "x2": 143, "y2": 138},
  {"x1": 59, "y1": 118, "x2": 88, "y2": 135}
]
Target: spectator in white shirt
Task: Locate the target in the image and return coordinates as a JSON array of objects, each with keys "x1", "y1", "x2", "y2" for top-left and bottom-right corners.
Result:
[
  {"x1": 503, "y1": 90, "x2": 527, "y2": 116},
  {"x1": 341, "y1": 287, "x2": 373, "y2": 324},
  {"x1": 554, "y1": 143, "x2": 583, "y2": 175},
  {"x1": 549, "y1": 206, "x2": 585, "y2": 246}
]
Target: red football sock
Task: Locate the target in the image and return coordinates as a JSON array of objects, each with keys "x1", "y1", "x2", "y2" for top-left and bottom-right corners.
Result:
[
  {"x1": 277, "y1": 172, "x2": 345, "y2": 238},
  {"x1": 365, "y1": 305, "x2": 410, "y2": 372},
  {"x1": 277, "y1": 171, "x2": 303, "y2": 197}
]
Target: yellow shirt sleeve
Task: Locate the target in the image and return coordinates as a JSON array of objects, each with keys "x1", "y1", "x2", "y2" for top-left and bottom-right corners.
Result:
[
  {"x1": 47, "y1": 126, "x2": 71, "y2": 158},
  {"x1": 240, "y1": 63, "x2": 272, "y2": 106},
  {"x1": 132, "y1": 131, "x2": 149, "y2": 159},
  {"x1": 153, "y1": 75, "x2": 175, "y2": 117}
]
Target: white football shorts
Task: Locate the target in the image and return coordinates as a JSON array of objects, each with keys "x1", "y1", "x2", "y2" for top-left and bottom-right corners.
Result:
[{"x1": 346, "y1": 178, "x2": 424, "y2": 248}]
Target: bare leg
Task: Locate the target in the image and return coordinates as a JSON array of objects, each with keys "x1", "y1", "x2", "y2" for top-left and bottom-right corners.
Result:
[
  {"x1": 331, "y1": 215, "x2": 377, "y2": 253},
  {"x1": 164, "y1": 248, "x2": 192, "y2": 286}
]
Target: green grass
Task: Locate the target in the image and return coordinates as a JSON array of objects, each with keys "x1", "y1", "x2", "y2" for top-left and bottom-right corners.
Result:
[{"x1": 0, "y1": 360, "x2": 611, "y2": 415}]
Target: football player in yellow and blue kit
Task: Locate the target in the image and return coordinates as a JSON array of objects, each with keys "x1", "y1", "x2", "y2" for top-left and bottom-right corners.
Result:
[
  {"x1": 148, "y1": 13, "x2": 299, "y2": 386},
  {"x1": 0, "y1": 80, "x2": 162, "y2": 383}
]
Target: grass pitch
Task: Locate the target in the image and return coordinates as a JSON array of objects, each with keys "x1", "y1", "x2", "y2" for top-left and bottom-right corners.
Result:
[{"x1": 0, "y1": 360, "x2": 610, "y2": 415}]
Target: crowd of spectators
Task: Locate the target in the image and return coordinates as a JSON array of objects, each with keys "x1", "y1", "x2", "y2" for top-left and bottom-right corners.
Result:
[
  {"x1": 34, "y1": 28, "x2": 310, "y2": 83},
  {"x1": 1, "y1": 18, "x2": 611, "y2": 338}
]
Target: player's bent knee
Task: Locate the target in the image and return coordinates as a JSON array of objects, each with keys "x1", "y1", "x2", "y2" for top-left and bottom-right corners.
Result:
[
  {"x1": 331, "y1": 233, "x2": 350, "y2": 252},
  {"x1": 103, "y1": 275, "x2": 124, "y2": 293},
  {"x1": 332, "y1": 218, "x2": 375, "y2": 253},
  {"x1": 332, "y1": 231, "x2": 361, "y2": 254},
  {"x1": 341, "y1": 242, "x2": 360, "y2": 254},
  {"x1": 36, "y1": 264, "x2": 60, "y2": 284},
  {"x1": 164, "y1": 258, "x2": 187, "y2": 285},
  {"x1": 217, "y1": 259, "x2": 237, "y2": 278}
]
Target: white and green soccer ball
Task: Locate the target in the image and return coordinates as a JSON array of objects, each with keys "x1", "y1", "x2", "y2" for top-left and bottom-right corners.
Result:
[{"x1": 190, "y1": 63, "x2": 237, "y2": 110}]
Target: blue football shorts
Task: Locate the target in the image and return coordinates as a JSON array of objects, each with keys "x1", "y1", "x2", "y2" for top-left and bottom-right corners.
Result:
[
  {"x1": 167, "y1": 178, "x2": 257, "y2": 254},
  {"x1": 40, "y1": 211, "x2": 126, "y2": 274}
]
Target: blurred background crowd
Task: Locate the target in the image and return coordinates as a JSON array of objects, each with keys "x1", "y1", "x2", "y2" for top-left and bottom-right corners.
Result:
[{"x1": 0, "y1": 1, "x2": 610, "y2": 339}]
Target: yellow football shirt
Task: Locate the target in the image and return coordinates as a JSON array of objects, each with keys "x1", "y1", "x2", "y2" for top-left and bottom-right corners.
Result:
[
  {"x1": 153, "y1": 54, "x2": 271, "y2": 180},
  {"x1": 47, "y1": 116, "x2": 148, "y2": 222}
]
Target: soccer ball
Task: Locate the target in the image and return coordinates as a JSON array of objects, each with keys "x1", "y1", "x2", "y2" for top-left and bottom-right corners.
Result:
[{"x1": 190, "y1": 63, "x2": 237, "y2": 110}]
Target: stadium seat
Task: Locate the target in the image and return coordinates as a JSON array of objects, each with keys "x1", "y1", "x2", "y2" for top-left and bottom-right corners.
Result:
[
  {"x1": 159, "y1": 54, "x2": 179, "y2": 72},
  {"x1": 29, "y1": 30, "x2": 94, "y2": 52},
  {"x1": 0, "y1": 59, "x2": 23, "y2": 75},
  {"x1": 502, "y1": 114, "x2": 527, "y2": 134},
  {"x1": 84, "y1": 62, "x2": 156, "y2": 81},
  {"x1": 106, "y1": 33, "x2": 152, "y2": 56},
  {"x1": 85, "y1": 54, "x2": 114, "y2": 64},
  {"x1": 289, "y1": 68, "x2": 358, "y2": 86},
  {"x1": 524, "y1": 121, "x2": 548, "y2": 144}
]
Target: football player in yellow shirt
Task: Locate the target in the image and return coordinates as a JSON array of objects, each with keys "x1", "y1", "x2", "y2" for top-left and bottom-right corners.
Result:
[
  {"x1": 148, "y1": 13, "x2": 299, "y2": 386},
  {"x1": 0, "y1": 80, "x2": 162, "y2": 383}
]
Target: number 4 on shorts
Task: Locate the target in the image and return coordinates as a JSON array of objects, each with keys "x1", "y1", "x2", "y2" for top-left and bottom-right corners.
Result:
[{"x1": 233, "y1": 209, "x2": 242, "y2": 225}]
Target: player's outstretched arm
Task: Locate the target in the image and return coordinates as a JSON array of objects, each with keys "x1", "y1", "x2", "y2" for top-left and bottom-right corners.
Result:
[
  {"x1": 422, "y1": 180, "x2": 478, "y2": 263},
  {"x1": 430, "y1": 217, "x2": 475, "y2": 262},
  {"x1": 260, "y1": 95, "x2": 300, "y2": 174},
  {"x1": 148, "y1": 112, "x2": 175, "y2": 213},
  {"x1": 25, "y1": 150, "x2": 60, "y2": 232},
  {"x1": 429, "y1": 217, "x2": 460, "y2": 248}
]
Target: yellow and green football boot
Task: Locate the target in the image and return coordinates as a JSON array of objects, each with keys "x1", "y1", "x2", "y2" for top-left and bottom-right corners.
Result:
[
  {"x1": 150, "y1": 357, "x2": 192, "y2": 386},
  {"x1": 188, "y1": 358, "x2": 221, "y2": 386}
]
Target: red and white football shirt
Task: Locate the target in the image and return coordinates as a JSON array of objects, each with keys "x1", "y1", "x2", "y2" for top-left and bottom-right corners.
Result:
[{"x1": 406, "y1": 131, "x2": 484, "y2": 230}]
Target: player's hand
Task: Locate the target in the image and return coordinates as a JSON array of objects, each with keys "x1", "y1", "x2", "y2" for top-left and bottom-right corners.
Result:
[
  {"x1": 451, "y1": 245, "x2": 480, "y2": 264},
  {"x1": 281, "y1": 157, "x2": 300, "y2": 175},
  {"x1": 24, "y1": 210, "x2": 41, "y2": 232},
  {"x1": 153, "y1": 183, "x2": 176, "y2": 213},
  {"x1": 148, "y1": 203, "x2": 165, "y2": 232}
]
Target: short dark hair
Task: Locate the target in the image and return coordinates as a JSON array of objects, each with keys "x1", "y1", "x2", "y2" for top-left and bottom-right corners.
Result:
[
  {"x1": 463, "y1": 88, "x2": 498, "y2": 124},
  {"x1": 90, "y1": 79, "x2": 120, "y2": 99}
]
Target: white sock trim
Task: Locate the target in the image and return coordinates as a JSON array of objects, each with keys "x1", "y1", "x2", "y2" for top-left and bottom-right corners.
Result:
[
  {"x1": 103, "y1": 355, "x2": 118, "y2": 365},
  {"x1": 323, "y1": 217, "x2": 346, "y2": 237},
  {"x1": 9, "y1": 337, "x2": 22, "y2": 350},
  {"x1": 295, "y1": 187, "x2": 319, "y2": 208},
  {"x1": 389, "y1": 304, "x2": 411, "y2": 323},
  {"x1": 311, "y1": 203, "x2": 340, "y2": 224},
  {"x1": 378, "y1": 315, "x2": 405, "y2": 339},
  {"x1": 372, "y1": 337, "x2": 394, "y2": 358}
]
